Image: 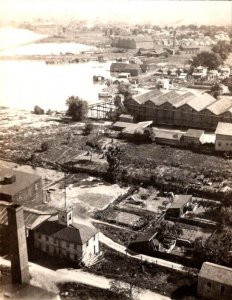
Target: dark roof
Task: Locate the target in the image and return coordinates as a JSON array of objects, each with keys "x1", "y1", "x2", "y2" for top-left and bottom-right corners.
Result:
[
  {"x1": 184, "y1": 129, "x2": 204, "y2": 139},
  {"x1": 0, "y1": 168, "x2": 41, "y2": 196},
  {"x1": 131, "y1": 229, "x2": 157, "y2": 244},
  {"x1": 169, "y1": 195, "x2": 192, "y2": 209},
  {"x1": 181, "y1": 45, "x2": 200, "y2": 50},
  {"x1": 36, "y1": 220, "x2": 98, "y2": 245},
  {"x1": 199, "y1": 262, "x2": 232, "y2": 286},
  {"x1": 149, "y1": 91, "x2": 179, "y2": 106},
  {"x1": 0, "y1": 202, "x2": 53, "y2": 229},
  {"x1": 110, "y1": 62, "x2": 140, "y2": 71},
  {"x1": 117, "y1": 35, "x2": 154, "y2": 43}
]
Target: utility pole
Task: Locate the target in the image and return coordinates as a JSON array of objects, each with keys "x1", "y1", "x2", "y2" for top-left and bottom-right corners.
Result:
[{"x1": 64, "y1": 172, "x2": 67, "y2": 208}]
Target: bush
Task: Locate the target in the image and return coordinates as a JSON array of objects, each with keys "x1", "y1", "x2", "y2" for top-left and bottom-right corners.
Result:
[
  {"x1": 41, "y1": 141, "x2": 49, "y2": 152},
  {"x1": 66, "y1": 96, "x2": 88, "y2": 121},
  {"x1": 83, "y1": 122, "x2": 94, "y2": 135}
]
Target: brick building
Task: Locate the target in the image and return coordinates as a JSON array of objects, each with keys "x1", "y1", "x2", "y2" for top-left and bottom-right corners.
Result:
[{"x1": 0, "y1": 168, "x2": 43, "y2": 205}]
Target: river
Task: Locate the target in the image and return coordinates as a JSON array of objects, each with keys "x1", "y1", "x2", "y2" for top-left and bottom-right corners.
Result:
[
  {"x1": 0, "y1": 27, "x2": 113, "y2": 111},
  {"x1": 0, "y1": 59, "x2": 113, "y2": 111}
]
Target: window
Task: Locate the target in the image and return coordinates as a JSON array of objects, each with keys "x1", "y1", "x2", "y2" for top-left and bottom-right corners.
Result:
[
  {"x1": 86, "y1": 241, "x2": 89, "y2": 247},
  {"x1": 93, "y1": 235, "x2": 95, "y2": 241},
  {"x1": 206, "y1": 282, "x2": 211, "y2": 292},
  {"x1": 35, "y1": 183, "x2": 39, "y2": 191},
  {"x1": 69, "y1": 214, "x2": 72, "y2": 220},
  {"x1": 54, "y1": 239, "x2": 57, "y2": 244},
  {"x1": 38, "y1": 234, "x2": 41, "y2": 239},
  {"x1": 66, "y1": 242, "x2": 69, "y2": 248},
  {"x1": 218, "y1": 142, "x2": 221, "y2": 147},
  {"x1": 221, "y1": 286, "x2": 225, "y2": 295},
  {"x1": 46, "y1": 236, "x2": 49, "y2": 242},
  {"x1": 74, "y1": 255, "x2": 78, "y2": 261}
]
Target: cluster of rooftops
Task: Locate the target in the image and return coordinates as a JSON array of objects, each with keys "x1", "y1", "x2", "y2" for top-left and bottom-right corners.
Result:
[{"x1": 130, "y1": 89, "x2": 232, "y2": 116}]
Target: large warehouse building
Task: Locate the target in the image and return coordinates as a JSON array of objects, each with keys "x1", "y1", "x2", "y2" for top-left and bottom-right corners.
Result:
[
  {"x1": 112, "y1": 35, "x2": 154, "y2": 49},
  {"x1": 124, "y1": 90, "x2": 232, "y2": 130}
]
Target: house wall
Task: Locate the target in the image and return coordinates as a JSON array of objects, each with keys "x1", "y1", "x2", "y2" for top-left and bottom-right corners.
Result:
[
  {"x1": 0, "y1": 178, "x2": 43, "y2": 204},
  {"x1": 34, "y1": 231, "x2": 99, "y2": 263},
  {"x1": 198, "y1": 277, "x2": 232, "y2": 300},
  {"x1": 215, "y1": 134, "x2": 232, "y2": 151}
]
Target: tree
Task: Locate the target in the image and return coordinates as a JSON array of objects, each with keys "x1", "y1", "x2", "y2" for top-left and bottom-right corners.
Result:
[
  {"x1": 117, "y1": 82, "x2": 132, "y2": 98},
  {"x1": 204, "y1": 228, "x2": 232, "y2": 266},
  {"x1": 222, "y1": 77, "x2": 232, "y2": 93},
  {"x1": 210, "y1": 83, "x2": 223, "y2": 98},
  {"x1": 66, "y1": 96, "x2": 88, "y2": 121},
  {"x1": 83, "y1": 122, "x2": 94, "y2": 135},
  {"x1": 41, "y1": 141, "x2": 49, "y2": 152},
  {"x1": 191, "y1": 51, "x2": 222, "y2": 70},
  {"x1": 157, "y1": 220, "x2": 183, "y2": 240},
  {"x1": 212, "y1": 41, "x2": 231, "y2": 61},
  {"x1": 105, "y1": 146, "x2": 124, "y2": 183},
  {"x1": 221, "y1": 206, "x2": 232, "y2": 226}
]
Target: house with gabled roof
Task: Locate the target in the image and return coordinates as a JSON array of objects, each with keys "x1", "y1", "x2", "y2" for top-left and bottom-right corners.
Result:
[
  {"x1": 34, "y1": 206, "x2": 99, "y2": 265},
  {"x1": 180, "y1": 93, "x2": 217, "y2": 128},
  {"x1": 215, "y1": 122, "x2": 232, "y2": 151},
  {"x1": 198, "y1": 262, "x2": 232, "y2": 300},
  {"x1": 202, "y1": 97, "x2": 232, "y2": 129}
]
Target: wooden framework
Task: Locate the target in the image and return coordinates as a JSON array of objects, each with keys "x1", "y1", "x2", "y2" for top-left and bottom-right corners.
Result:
[{"x1": 88, "y1": 100, "x2": 116, "y2": 119}]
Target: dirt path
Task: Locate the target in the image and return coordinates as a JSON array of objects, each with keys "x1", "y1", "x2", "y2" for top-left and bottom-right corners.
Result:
[
  {"x1": 0, "y1": 257, "x2": 170, "y2": 300},
  {"x1": 99, "y1": 233, "x2": 198, "y2": 275}
]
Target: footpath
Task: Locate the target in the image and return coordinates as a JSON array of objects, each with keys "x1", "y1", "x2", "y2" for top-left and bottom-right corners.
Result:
[
  {"x1": 99, "y1": 232, "x2": 198, "y2": 275},
  {"x1": 0, "y1": 257, "x2": 170, "y2": 300}
]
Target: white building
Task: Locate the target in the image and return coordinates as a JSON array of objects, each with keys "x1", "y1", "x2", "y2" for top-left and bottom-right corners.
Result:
[
  {"x1": 215, "y1": 122, "x2": 232, "y2": 152},
  {"x1": 34, "y1": 207, "x2": 99, "y2": 265},
  {"x1": 192, "y1": 66, "x2": 208, "y2": 80}
]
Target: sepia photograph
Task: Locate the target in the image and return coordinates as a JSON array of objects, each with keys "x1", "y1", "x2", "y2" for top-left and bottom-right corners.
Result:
[{"x1": 0, "y1": 0, "x2": 232, "y2": 299}]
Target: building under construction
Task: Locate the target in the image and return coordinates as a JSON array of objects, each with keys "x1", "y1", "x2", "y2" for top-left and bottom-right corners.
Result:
[{"x1": 124, "y1": 90, "x2": 232, "y2": 130}]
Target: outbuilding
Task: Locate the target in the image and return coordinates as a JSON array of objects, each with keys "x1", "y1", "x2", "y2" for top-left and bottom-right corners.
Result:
[
  {"x1": 166, "y1": 195, "x2": 192, "y2": 218},
  {"x1": 182, "y1": 129, "x2": 205, "y2": 146},
  {"x1": 215, "y1": 122, "x2": 232, "y2": 151},
  {"x1": 198, "y1": 262, "x2": 232, "y2": 300}
]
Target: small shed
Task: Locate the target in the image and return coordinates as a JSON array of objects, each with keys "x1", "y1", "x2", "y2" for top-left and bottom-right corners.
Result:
[
  {"x1": 119, "y1": 114, "x2": 134, "y2": 123},
  {"x1": 182, "y1": 129, "x2": 205, "y2": 146},
  {"x1": 166, "y1": 195, "x2": 192, "y2": 218},
  {"x1": 128, "y1": 230, "x2": 158, "y2": 254},
  {"x1": 198, "y1": 262, "x2": 232, "y2": 300}
]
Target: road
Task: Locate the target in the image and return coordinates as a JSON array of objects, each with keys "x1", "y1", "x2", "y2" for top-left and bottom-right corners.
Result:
[
  {"x1": 0, "y1": 257, "x2": 170, "y2": 300},
  {"x1": 99, "y1": 233, "x2": 198, "y2": 274}
]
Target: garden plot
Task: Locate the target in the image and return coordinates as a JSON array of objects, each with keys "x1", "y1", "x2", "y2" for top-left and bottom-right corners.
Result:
[
  {"x1": 48, "y1": 176, "x2": 128, "y2": 217},
  {"x1": 123, "y1": 188, "x2": 172, "y2": 214},
  {"x1": 107, "y1": 211, "x2": 143, "y2": 228}
]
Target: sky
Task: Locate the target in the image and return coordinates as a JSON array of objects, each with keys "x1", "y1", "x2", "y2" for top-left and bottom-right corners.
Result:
[{"x1": 0, "y1": 0, "x2": 231, "y2": 26}]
